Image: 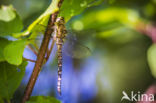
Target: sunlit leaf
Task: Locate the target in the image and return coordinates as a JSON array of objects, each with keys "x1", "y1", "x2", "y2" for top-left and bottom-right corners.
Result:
[
  {"x1": 71, "y1": 7, "x2": 141, "y2": 32},
  {"x1": 13, "y1": 0, "x2": 60, "y2": 39},
  {"x1": 60, "y1": 0, "x2": 104, "y2": 22},
  {"x1": 3, "y1": 39, "x2": 27, "y2": 65},
  {"x1": 26, "y1": 96, "x2": 61, "y2": 103},
  {"x1": 0, "y1": 61, "x2": 27, "y2": 100},
  {"x1": 96, "y1": 27, "x2": 141, "y2": 44},
  {"x1": 147, "y1": 44, "x2": 156, "y2": 78},
  {"x1": 0, "y1": 5, "x2": 16, "y2": 22},
  {"x1": 0, "y1": 38, "x2": 11, "y2": 62},
  {"x1": 0, "y1": 5, "x2": 23, "y2": 36},
  {"x1": 14, "y1": 0, "x2": 104, "y2": 39}
]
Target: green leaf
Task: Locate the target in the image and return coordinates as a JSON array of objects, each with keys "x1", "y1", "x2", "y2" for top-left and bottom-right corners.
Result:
[
  {"x1": 0, "y1": 97, "x2": 4, "y2": 103},
  {"x1": 14, "y1": 0, "x2": 104, "y2": 39},
  {"x1": 0, "y1": 61, "x2": 27, "y2": 100},
  {"x1": 60, "y1": 0, "x2": 104, "y2": 22},
  {"x1": 0, "y1": 5, "x2": 23, "y2": 36},
  {"x1": 26, "y1": 96, "x2": 61, "y2": 103},
  {"x1": 0, "y1": 5, "x2": 16, "y2": 22},
  {"x1": 13, "y1": 0, "x2": 60, "y2": 39},
  {"x1": 70, "y1": 7, "x2": 140, "y2": 31},
  {"x1": 0, "y1": 38, "x2": 11, "y2": 62},
  {"x1": 147, "y1": 44, "x2": 156, "y2": 78},
  {"x1": 3, "y1": 39, "x2": 27, "y2": 65},
  {"x1": 96, "y1": 27, "x2": 140, "y2": 44}
]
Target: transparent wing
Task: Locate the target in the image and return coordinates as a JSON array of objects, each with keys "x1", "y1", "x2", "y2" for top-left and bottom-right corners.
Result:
[
  {"x1": 64, "y1": 42, "x2": 91, "y2": 59},
  {"x1": 25, "y1": 24, "x2": 91, "y2": 59},
  {"x1": 64, "y1": 33, "x2": 91, "y2": 59}
]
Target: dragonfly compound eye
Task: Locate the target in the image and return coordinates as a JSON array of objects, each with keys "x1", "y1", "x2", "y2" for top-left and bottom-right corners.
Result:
[{"x1": 56, "y1": 17, "x2": 64, "y2": 22}]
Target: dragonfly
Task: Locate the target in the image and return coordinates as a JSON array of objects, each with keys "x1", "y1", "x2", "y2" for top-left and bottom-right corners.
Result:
[
  {"x1": 54, "y1": 17, "x2": 66, "y2": 95},
  {"x1": 25, "y1": 17, "x2": 91, "y2": 95}
]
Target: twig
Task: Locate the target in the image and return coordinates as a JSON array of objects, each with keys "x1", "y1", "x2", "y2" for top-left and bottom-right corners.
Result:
[
  {"x1": 46, "y1": 40, "x2": 55, "y2": 61},
  {"x1": 28, "y1": 44, "x2": 38, "y2": 56},
  {"x1": 21, "y1": 0, "x2": 64, "y2": 103},
  {"x1": 23, "y1": 58, "x2": 36, "y2": 63}
]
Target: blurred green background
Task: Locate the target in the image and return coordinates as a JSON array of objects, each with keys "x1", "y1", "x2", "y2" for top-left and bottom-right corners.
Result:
[{"x1": 0, "y1": 0, "x2": 156, "y2": 103}]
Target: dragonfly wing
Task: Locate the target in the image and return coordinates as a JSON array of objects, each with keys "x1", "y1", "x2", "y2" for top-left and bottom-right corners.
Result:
[{"x1": 64, "y1": 41, "x2": 91, "y2": 59}]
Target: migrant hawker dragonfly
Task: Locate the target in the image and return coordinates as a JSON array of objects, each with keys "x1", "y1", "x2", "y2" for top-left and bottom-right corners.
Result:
[{"x1": 25, "y1": 17, "x2": 91, "y2": 95}]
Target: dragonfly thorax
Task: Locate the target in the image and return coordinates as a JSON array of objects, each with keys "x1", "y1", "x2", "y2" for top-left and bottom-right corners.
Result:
[{"x1": 53, "y1": 17, "x2": 67, "y2": 43}]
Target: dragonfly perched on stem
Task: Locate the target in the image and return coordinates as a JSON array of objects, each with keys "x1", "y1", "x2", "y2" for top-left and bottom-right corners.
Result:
[
  {"x1": 24, "y1": 17, "x2": 91, "y2": 95},
  {"x1": 54, "y1": 17, "x2": 66, "y2": 95}
]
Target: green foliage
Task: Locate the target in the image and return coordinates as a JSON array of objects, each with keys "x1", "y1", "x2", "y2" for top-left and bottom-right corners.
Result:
[
  {"x1": 59, "y1": 0, "x2": 104, "y2": 21},
  {"x1": 21, "y1": 0, "x2": 60, "y2": 39},
  {"x1": 68, "y1": 7, "x2": 143, "y2": 46},
  {"x1": 26, "y1": 96, "x2": 61, "y2": 103},
  {"x1": 3, "y1": 39, "x2": 27, "y2": 65},
  {"x1": 0, "y1": 5, "x2": 23, "y2": 36},
  {"x1": 71, "y1": 7, "x2": 141, "y2": 32},
  {"x1": 14, "y1": 0, "x2": 104, "y2": 39},
  {"x1": 0, "y1": 97, "x2": 4, "y2": 103},
  {"x1": 13, "y1": 0, "x2": 61, "y2": 39},
  {"x1": 96, "y1": 27, "x2": 140, "y2": 44},
  {"x1": 0, "y1": 0, "x2": 106, "y2": 102},
  {"x1": 0, "y1": 0, "x2": 154, "y2": 103},
  {"x1": 0, "y1": 37, "x2": 27, "y2": 66},
  {"x1": 0, "y1": 38, "x2": 11, "y2": 62},
  {"x1": 0, "y1": 61, "x2": 27, "y2": 100},
  {"x1": 0, "y1": 5, "x2": 16, "y2": 22},
  {"x1": 147, "y1": 44, "x2": 156, "y2": 78}
]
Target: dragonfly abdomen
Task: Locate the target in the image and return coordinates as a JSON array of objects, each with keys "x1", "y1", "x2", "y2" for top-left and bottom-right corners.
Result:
[{"x1": 56, "y1": 38, "x2": 63, "y2": 95}]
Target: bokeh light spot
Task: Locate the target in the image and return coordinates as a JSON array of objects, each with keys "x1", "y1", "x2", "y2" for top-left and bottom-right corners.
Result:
[
  {"x1": 73, "y1": 20, "x2": 84, "y2": 31},
  {"x1": 80, "y1": 1, "x2": 87, "y2": 7}
]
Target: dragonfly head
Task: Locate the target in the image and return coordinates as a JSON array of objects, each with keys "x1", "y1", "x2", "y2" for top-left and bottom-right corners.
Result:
[
  {"x1": 56, "y1": 17, "x2": 65, "y2": 24},
  {"x1": 57, "y1": 16, "x2": 64, "y2": 21}
]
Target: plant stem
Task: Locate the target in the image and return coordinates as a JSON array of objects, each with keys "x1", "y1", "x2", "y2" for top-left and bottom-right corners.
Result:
[
  {"x1": 28, "y1": 44, "x2": 38, "y2": 56},
  {"x1": 21, "y1": 0, "x2": 64, "y2": 103},
  {"x1": 46, "y1": 40, "x2": 55, "y2": 61},
  {"x1": 23, "y1": 58, "x2": 36, "y2": 63}
]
